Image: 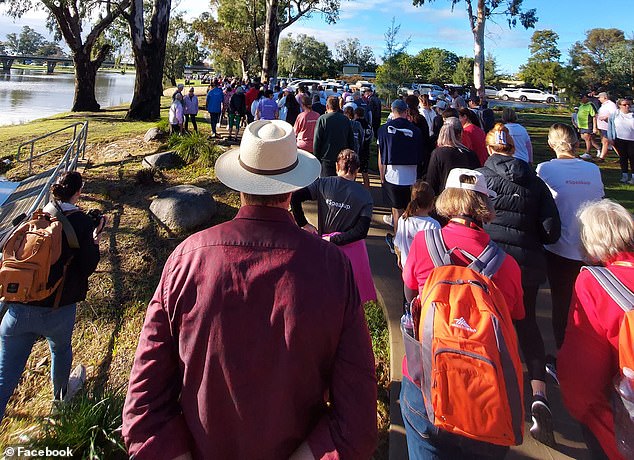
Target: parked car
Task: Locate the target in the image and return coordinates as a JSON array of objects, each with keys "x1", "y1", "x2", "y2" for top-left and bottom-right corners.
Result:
[
  {"x1": 323, "y1": 82, "x2": 343, "y2": 98},
  {"x1": 484, "y1": 85, "x2": 499, "y2": 98},
  {"x1": 398, "y1": 83, "x2": 444, "y2": 98},
  {"x1": 354, "y1": 80, "x2": 376, "y2": 91},
  {"x1": 497, "y1": 87, "x2": 559, "y2": 104},
  {"x1": 288, "y1": 79, "x2": 323, "y2": 90}
]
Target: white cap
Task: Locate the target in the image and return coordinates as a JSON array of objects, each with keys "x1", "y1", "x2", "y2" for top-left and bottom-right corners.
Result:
[{"x1": 445, "y1": 168, "x2": 497, "y2": 198}]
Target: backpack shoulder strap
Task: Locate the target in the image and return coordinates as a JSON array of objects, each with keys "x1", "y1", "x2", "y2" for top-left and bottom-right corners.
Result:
[
  {"x1": 424, "y1": 229, "x2": 452, "y2": 267},
  {"x1": 43, "y1": 201, "x2": 80, "y2": 249},
  {"x1": 582, "y1": 266, "x2": 634, "y2": 313},
  {"x1": 470, "y1": 240, "x2": 506, "y2": 278}
]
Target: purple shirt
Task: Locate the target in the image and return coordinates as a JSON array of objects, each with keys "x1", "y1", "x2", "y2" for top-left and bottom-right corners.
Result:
[
  {"x1": 257, "y1": 98, "x2": 279, "y2": 120},
  {"x1": 122, "y1": 206, "x2": 377, "y2": 460}
]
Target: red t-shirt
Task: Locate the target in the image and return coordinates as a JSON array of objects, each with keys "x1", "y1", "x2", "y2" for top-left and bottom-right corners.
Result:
[
  {"x1": 462, "y1": 124, "x2": 488, "y2": 167},
  {"x1": 558, "y1": 252, "x2": 634, "y2": 460},
  {"x1": 401, "y1": 222, "x2": 525, "y2": 379}
]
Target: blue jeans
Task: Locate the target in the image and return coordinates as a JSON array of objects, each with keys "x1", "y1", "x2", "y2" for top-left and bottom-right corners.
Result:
[
  {"x1": 400, "y1": 377, "x2": 509, "y2": 460},
  {"x1": 0, "y1": 303, "x2": 76, "y2": 420}
]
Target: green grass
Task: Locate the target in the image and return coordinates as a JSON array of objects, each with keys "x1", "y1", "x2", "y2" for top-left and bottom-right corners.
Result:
[
  {"x1": 167, "y1": 131, "x2": 223, "y2": 167},
  {"x1": 31, "y1": 386, "x2": 127, "y2": 459}
]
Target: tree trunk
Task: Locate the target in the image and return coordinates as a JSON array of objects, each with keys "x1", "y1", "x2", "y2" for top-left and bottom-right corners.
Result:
[
  {"x1": 127, "y1": 42, "x2": 166, "y2": 120},
  {"x1": 472, "y1": 0, "x2": 486, "y2": 98},
  {"x1": 240, "y1": 59, "x2": 249, "y2": 81},
  {"x1": 261, "y1": 0, "x2": 280, "y2": 84},
  {"x1": 72, "y1": 50, "x2": 101, "y2": 112},
  {"x1": 126, "y1": 0, "x2": 172, "y2": 121}
]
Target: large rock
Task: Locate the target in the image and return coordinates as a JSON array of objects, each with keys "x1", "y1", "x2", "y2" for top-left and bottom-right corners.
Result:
[
  {"x1": 142, "y1": 151, "x2": 180, "y2": 170},
  {"x1": 144, "y1": 127, "x2": 164, "y2": 142},
  {"x1": 150, "y1": 185, "x2": 216, "y2": 232}
]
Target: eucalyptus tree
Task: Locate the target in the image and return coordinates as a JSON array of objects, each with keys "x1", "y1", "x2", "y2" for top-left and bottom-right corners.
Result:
[{"x1": 4, "y1": 0, "x2": 130, "y2": 111}]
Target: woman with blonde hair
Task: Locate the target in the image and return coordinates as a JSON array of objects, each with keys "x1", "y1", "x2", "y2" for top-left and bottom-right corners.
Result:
[
  {"x1": 479, "y1": 123, "x2": 561, "y2": 447},
  {"x1": 426, "y1": 117, "x2": 480, "y2": 195},
  {"x1": 559, "y1": 199, "x2": 634, "y2": 460},
  {"x1": 401, "y1": 168, "x2": 524, "y2": 459},
  {"x1": 536, "y1": 123, "x2": 604, "y2": 359}
]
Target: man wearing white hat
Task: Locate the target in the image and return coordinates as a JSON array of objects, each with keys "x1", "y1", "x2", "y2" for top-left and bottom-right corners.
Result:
[{"x1": 123, "y1": 120, "x2": 378, "y2": 460}]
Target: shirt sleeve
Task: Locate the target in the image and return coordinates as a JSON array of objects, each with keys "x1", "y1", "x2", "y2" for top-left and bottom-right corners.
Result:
[
  {"x1": 306, "y1": 257, "x2": 378, "y2": 459},
  {"x1": 558, "y1": 278, "x2": 622, "y2": 460},
  {"x1": 122, "y1": 258, "x2": 194, "y2": 459},
  {"x1": 403, "y1": 232, "x2": 424, "y2": 291}
]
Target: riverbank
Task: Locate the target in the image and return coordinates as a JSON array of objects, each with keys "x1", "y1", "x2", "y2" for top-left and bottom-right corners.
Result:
[{"x1": 11, "y1": 63, "x2": 134, "y2": 75}]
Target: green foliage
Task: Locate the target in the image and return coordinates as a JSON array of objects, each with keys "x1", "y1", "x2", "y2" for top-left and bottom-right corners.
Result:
[
  {"x1": 519, "y1": 29, "x2": 562, "y2": 89},
  {"x1": 414, "y1": 47, "x2": 459, "y2": 84},
  {"x1": 278, "y1": 33, "x2": 335, "y2": 78},
  {"x1": 156, "y1": 118, "x2": 170, "y2": 133},
  {"x1": 169, "y1": 131, "x2": 222, "y2": 167},
  {"x1": 453, "y1": 57, "x2": 474, "y2": 86},
  {"x1": 3, "y1": 25, "x2": 62, "y2": 58},
  {"x1": 376, "y1": 54, "x2": 412, "y2": 102},
  {"x1": 383, "y1": 17, "x2": 410, "y2": 61},
  {"x1": 32, "y1": 387, "x2": 127, "y2": 459},
  {"x1": 570, "y1": 28, "x2": 628, "y2": 88},
  {"x1": 364, "y1": 301, "x2": 389, "y2": 364},
  {"x1": 164, "y1": 14, "x2": 206, "y2": 86},
  {"x1": 194, "y1": 0, "x2": 265, "y2": 79},
  {"x1": 334, "y1": 38, "x2": 377, "y2": 72}
]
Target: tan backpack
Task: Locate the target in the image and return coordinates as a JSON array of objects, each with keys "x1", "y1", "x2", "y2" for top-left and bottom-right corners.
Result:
[{"x1": 0, "y1": 204, "x2": 78, "y2": 305}]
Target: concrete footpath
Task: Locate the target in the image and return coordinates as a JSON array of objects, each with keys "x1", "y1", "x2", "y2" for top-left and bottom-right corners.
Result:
[{"x1": 301, "y1": 173, "x2": 590, "y2": 460}]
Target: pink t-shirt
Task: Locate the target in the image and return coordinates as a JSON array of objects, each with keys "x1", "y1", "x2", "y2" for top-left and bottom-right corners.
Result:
[{"x1": 294, "y1": 110, "x2": 320, "y2": 153}]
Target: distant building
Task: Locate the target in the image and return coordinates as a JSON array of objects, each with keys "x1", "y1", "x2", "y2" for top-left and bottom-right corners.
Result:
[{"x1": 342, "y1": 63, "x2": 360, "y2": 76}]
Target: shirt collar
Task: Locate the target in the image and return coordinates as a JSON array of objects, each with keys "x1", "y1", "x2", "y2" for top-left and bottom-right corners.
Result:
[{"x1": 235, "y1": 205, "x2": 295, "y2": 224}]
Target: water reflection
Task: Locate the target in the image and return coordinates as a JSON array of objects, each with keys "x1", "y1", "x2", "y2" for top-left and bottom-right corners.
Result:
[{"x1": 0, "y1": 68, "x2": 135, "y2": 126}]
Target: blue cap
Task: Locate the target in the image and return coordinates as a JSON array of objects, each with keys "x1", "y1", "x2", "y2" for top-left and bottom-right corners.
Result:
[{"x1": 391, "y1": 99, "x2": 408, "y2": 112}]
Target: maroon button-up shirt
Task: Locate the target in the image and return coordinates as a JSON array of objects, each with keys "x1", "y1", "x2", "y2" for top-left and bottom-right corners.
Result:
[{"x1": 123, "y1": 205, "x2": 377, "y2": 459}]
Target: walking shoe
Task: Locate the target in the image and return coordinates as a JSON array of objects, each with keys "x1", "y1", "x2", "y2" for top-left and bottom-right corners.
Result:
[
  {"x1": 382, "y1": 214, "x2": 393, "y2": 227},
  {"x1": 580, "y1": 153, "x2": 593, "y2": 160},
  {"x1": 385, "y1": 233, "x2": 395, "y2": 254},
  {"x1": 530, "y1": 395, "x2": 557, "y2": 448},
  {"x1": 545, "y1": 355, "x2": 559, "y2": 386},
  {"x1": 629, "y1": 179, "x2": 634, "y2": 185},
  {"x1": 63, "y1": 364, "x2": 86, "y2": 402},
  {"x1": 620, "y1": 176, "x2": 629, "y2": 184},
  {"x1": 592, "y1": 157, "x2": 605, "y2": 163}
]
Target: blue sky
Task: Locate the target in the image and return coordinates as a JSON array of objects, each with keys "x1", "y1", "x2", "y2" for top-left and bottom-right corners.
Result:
[{"x1": 1, "y1": 0, "x2": 633, "y2": 75}]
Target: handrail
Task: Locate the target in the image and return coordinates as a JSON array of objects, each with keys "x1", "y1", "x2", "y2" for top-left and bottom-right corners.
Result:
[
  {"x1": 16, "y1": 122, "x2": 86, "y2": 174},
  {"x1": 0, "y1": 121, "x2": 88, "y2": 247}
]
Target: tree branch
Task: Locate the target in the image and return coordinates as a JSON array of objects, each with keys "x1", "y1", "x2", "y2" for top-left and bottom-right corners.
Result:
[
  {"x1": 465, "y1": 0, "x2": 475, "y2": 32},
  {"x1": 85, "y1": 0, "x2": 130, "y2": 49}
]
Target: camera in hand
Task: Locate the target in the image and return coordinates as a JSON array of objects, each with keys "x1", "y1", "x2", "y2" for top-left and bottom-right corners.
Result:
[{"x1": 87, "y1": 209, "x2": 105, "y2": 230}]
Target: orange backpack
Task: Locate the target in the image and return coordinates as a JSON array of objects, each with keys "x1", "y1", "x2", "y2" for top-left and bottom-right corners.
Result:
[
  {"x1": 0, "y1": 204, "x2": 78, "y2": 305},
  {"x1": 404, "y1": 229, "x2": 524, "y2": 446}
]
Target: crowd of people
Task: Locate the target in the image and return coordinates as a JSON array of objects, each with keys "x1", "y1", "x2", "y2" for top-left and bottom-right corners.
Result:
[{"x1": 1, "y1": 74, "x2": 634, "y2": 460}]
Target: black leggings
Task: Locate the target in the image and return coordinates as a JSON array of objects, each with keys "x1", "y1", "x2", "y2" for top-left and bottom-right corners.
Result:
[
  {"x1": 545, "y1": 250, "x2": 584, "y2": 350},
  {"x1": 184, "y1": 114, "x2": 198, "y2": 132},
  {"x1": 514, "y1": 284, "x2": 546, "y2": 381},
  {"x1": 614, "y1": 137, "x2": 634, "y2": 174}
]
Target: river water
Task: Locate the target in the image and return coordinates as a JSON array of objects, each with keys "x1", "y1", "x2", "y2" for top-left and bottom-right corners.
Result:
[{"x1": 0, "y1": 69, "x2": 136, "y2": 126}]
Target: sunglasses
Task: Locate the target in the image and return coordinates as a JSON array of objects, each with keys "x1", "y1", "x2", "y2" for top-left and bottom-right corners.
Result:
[{"x1": 621, "y1": 103, "x2": 631, "y2": 107}]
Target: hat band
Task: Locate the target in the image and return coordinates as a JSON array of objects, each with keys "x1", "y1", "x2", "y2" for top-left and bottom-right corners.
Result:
[{"x1": 239, "y1": 156, "x2": 299, "y2": 176}]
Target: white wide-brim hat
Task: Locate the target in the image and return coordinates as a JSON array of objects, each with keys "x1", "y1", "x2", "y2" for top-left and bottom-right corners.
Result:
[{"x1": 215, "y1": 120, "x2": 320, "y2": 195}]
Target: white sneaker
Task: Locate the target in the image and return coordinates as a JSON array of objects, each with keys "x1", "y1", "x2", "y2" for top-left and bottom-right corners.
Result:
[
  {"x1": 580, "y1": 153, "x2": 593, "y2": 160},
  {"x1": 63, "y1": 364, "x2": 86, "y2": 402},
  {"x1": 629, "y1": 179, "x2": 634, "y2": 185},
  {"x1": 382, "y1": 214, "x2": 393, "y2": 227},
  {"x1": 620, "y1": 176, "x2": 629, "y2": 184}
]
